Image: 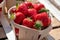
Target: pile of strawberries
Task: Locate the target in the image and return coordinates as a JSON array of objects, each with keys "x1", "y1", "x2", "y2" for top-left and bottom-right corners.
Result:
[{"x1": 10, "y1": 2, "x2": 51, "y2": 29}]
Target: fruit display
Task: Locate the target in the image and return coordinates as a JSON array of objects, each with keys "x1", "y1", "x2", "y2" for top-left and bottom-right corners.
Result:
[{"x1": 9, "y1": 2, "x2": 51, "y2": 30}]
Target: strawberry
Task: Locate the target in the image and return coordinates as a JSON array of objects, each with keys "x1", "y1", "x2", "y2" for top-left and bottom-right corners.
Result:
[
  {"x1": 17, "y1": 3, "x2": 28, "y2": 15},
  {"x1": 0, "y1": 8, "x2": 2, "y2": 12},
  {"x1": 28, "y1": 8, "x2": 37, "y2": 19},
  {"x1": 15, "y1": 28, "x2": 19, "y2": 36},
  {"x1": 48, "y1": 18, "x2": 51, "y2": 26},
  {"x1": 22, "y1": 18, "x2": 34, "y2": 28},
  {"x1": 14, "y1": 12, "x2": 25, "y2": 24},
  {"x1": 34, "y1": 12, "x2": 49, "y2": 27},
  {"x1": 24, "y1": 2, "x2": 33, "y2": 8},
  {"x1": 33, "y1": 3, "x2": 45, "y2": 11},
  {"x1": 10, "y1": 8, "x2": 17, "y2": 13},
  {"x1": 0, "y1": 0, "x2": 3, "y2": 3}
]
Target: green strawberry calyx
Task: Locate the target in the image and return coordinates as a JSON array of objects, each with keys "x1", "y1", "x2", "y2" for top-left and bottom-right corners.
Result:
[
  {"x1": 34, "y1": 20, "x2": 43, "y2": 29},
  {"x1": 16, "y1": 3, "x2": 19, "y2": 9},
  {"x1": 16, "y1": 0, "x2": 19, "y2": 1},
  {"x1": 9, "y1": 13, "x2": 16, "y2": 20},
  {"x1": 28, "y1": 6, "x2": 33, "y2": 9},
  {"x1": 16, "y1": 0, "x2": 24, "y2": 1},
  {"x1": 27, "y1": 0, "x2": 32, "y2": 2},
  {"x1": 27, "y1": 17, "x2": 32, "y2": 21},
  {"x1": 38, "y1": 8, "x2": 49, "y2": 13}
]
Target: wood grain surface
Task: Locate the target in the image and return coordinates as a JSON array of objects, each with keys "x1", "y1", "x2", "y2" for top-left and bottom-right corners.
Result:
[{"x1": 0, "y1": 27, "x2": 6, "y2": 38}]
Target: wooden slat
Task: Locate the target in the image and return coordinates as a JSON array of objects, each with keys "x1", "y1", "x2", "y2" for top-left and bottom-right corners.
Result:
[
  {"x1": 49, "y1": 28, "x2": 60, "y2": 40},
  {"x1": 51, "y1": 17, "x2": 60, "y2": 27},
  {"x1": 0, "y1": 27, "x2": 6, "y2": 38}
]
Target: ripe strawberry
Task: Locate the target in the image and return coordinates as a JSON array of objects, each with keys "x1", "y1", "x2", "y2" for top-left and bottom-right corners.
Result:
[
  {"x1": 10, "y1": 8, "x2": 17, "y2": 13},
  {"x1": 17, "y1": 3, "x2": 28, "y2": 15},
  {"x1": 34, "y1": 12, "x2": 49, "y2": 27},
  {"x1": 28, "y1": 8, "x2": 37, "y2": 19},
  {"x1": 15, "y1": 28, "x2": 19, "y2": 36},
  {"x1": 0, "y1": 8, "x2": 2, "y2": 12},
  {"x1": 33, "y1": 3, "x2": 45, "y2": 11},
  {"x1": 0, "y1": 0, "x2": 3, "y2": 3},
  {"x1": 22, "y1": 18, "x2": 34, "y2": 28},
  {"x1": 48, "y1": 18, "x2": 51, "y2": 25},
  {"x1": 24, "y1": 2, "x2": 33, "y2": 8},
  {"x1": 42, "y1": 18, "x2": 51, "y2": 27},
  {"x1": 14, "y1": 12, "x2": 25, "y2": 24}
]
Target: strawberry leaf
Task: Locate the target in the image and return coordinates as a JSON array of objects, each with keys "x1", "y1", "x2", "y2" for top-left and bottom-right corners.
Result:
[{"x1": 38, "y1": 8, "x2": 49, "y2": 13}]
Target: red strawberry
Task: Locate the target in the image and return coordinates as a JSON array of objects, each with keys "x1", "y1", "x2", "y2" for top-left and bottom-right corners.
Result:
[
  {"x1": 48, "y1": 18, "x2": 51, "y2": 25},
  {"x1": 10, "y1": 8, "x2": 17, "y2": 13},
  {"x1": 15, "y1": 28, "x2": 19, "y2": 36},
  {"x1": 14, "y1": 12, "x2": 25, "y2": 24},
  {"x1": 24, "y1": 2, "x2": 33, "y2": 8},
  {"x1": 0, "y1": 8, "x2": 2, "y2": 12},
  {"x1": 17, "y1": 3, "x2": 28, "y2": 15},
  {"x1": 22, "y1": 18, "x2": 34, "y2": 28},
  {"x1": 28, "y1": 8, "x2": 37, "y2": 19},
  {"x1": 0, "y1": 0, "x2": 3, "y2": 3},
  {"x1": 34, "y1": 12, "x2": 49, "y2": 27},
  {"x1": 33, "y1": 3, "x2": 45, "y2": 11}
]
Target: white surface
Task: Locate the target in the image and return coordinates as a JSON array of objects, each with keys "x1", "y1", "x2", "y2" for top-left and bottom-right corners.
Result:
[
  {"x1": 0, "y1": 13, "x2": 16, "y2": 40},
  {"x1": 55, "y1": 0, "x2": 60, "y2": 5},
  {"x1": 38, "y1": 0, "x2": 60, "y2": 21}
]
